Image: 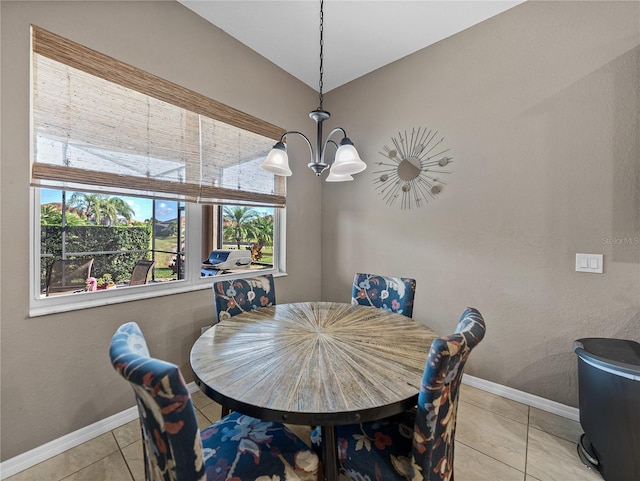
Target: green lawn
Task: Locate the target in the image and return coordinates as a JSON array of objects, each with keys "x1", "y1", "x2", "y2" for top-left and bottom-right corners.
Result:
[
  {"x1": 154, "y1": 267, "x2": 175, "y2": 280},
  {"x1": 154, "y1": 235, "x2": 178, "y2": 267}
]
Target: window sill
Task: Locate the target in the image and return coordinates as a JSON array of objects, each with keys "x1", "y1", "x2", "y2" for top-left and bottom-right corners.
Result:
[{"x1": 29, "y1": 269, "x2": 287, "y2": 318}]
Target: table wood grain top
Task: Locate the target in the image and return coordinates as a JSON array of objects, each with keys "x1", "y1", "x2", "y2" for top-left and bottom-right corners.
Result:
[{"x1": 190, "y1": 301, "x2": 437, "y2": 425}]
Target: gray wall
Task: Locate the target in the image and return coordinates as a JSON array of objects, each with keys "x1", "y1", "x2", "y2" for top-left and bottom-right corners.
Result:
[
  {"x1": 0, "y1": 1, "x2": 322, "y2": 461},
  {"x1": 321, "y1": 1, "x2": 640, "y2": 406}
]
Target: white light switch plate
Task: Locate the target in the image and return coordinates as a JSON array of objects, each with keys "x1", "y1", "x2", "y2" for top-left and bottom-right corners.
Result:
[{"x1": 576, "y1": 253, "x2": 603, "y2": 273}]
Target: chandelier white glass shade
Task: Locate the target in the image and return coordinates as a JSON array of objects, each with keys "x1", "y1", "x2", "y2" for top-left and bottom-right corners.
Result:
[
  {"x1": 259, "y1": 0, "x2": 366, "y2": 182},
  {"x1": 325, "y1": 169, "x2": 354, "y2": 182},
  {"x1": 330, "y1": 138, "x2": 366, "y2": 175},
  {"x1": 260, "y1": 141, "x2": 292, "y2": 176}
]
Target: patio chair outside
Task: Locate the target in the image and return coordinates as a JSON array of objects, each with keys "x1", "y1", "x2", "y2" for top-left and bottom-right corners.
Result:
[
  {"x1": 129, "y1": 259, "x2": 155, "y2": 286},
  {"x1": 46, "y1": 258, "x2": 94, "y2": 296}
]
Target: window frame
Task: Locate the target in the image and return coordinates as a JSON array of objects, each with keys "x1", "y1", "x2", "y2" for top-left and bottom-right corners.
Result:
[
  {"x1": 29, "y1": 189, "x2": 286, "y2": 317},
  {"x1": 28, "y1": 25, "x2": 288, "y2": 317}
]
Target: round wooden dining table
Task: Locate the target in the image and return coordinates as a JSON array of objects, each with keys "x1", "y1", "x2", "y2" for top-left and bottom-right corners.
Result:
[{"x1": 190, "y1": 301, "x2": 437, "y2": 481}]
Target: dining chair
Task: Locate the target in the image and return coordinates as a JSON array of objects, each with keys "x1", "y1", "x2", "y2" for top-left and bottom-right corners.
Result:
[
  {"x1": 45, "y1": 258, "x2": 94, "y2": 296},
  {"x1": 312, "y1": 307, "x2": 486, "y2": 481},
  {"x1": 129, "y1": 259, "x2": 155, "y2": 286},
  {"x1": 109, "y1": 321, "x2": 318, "y2": 481},
  {"x1": 352, "y1": 272, "x2": 416, "y2": 318},
  {"x1": 211, "y1": 273, "x2": 276, "y2": 417},
  {"x1": 212, "y1": 273, "x2": 276, "y2": 323}
]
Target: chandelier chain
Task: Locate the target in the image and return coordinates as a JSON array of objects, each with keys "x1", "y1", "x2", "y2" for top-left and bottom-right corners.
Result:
[
  {"x1": 259, "y1": 0, "x2": 364, "y2": 179},
  {"x1": 318, "y1": 0, "x2": 324, "y2": 109}
]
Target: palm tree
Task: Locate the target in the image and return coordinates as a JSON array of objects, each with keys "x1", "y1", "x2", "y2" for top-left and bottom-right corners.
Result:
[
  {"x1": 250, "y1": 215, "x2": 274, "y2": 247},
  {"x1": 223, "y1": 206, "x2": 259, "y2": 249},
  {"x1": 40, "y1": 204, "x2": 63, "y2": 225},
  {"x1": 40, "y1": 204, "x2": 87, "y2": 226},
  {"x1": 68, "y1": 193, "x2": 135, "y2": 225},
  {"x1": 68, "y1": 192, "x2": 99, "y2": 222},
  {"x1": 106, "y1": 196, "x2": 135, "y2": 224}
]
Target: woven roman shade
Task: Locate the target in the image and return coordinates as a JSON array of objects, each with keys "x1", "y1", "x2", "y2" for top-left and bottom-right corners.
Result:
[{"x1": 31, "y1": 26, "x2": 286, "y2": 207}]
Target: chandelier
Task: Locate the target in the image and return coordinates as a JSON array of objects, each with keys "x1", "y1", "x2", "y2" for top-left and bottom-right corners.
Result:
[{"x1": 260, "y1": 0, "x2": 367, "y2": 182}]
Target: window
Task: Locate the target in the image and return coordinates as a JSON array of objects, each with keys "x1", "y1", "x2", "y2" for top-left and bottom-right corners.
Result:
[
  {"x1": 33, "y1": 187, "x2": 282, "y2": 314},
  {"x1": 39, "y1": 189, "x2": 184, "y2": 292},
  {"x1": 30, "y1": 26, "x2": 285, "y2": 315},
  {"x1": 38, "y1": 188, "x2": 277, "y2": 294}
]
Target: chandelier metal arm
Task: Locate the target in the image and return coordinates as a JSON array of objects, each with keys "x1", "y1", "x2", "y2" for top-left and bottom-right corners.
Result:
[
  {"x1": 280, "y1": 130, "x2": 320, "y2": 171},
  {"x1": 277, "y1": 127, "x2": 350, "y2": 176},
  {"x1": 325, "y1": 139, "x2": 339, "y2": 150},
  {"x1": 320, "y1": 127, "x2": 348, "y2": 165},
  {"x1": 279, "y1": 130, "x2": 314, "y2": 160}
]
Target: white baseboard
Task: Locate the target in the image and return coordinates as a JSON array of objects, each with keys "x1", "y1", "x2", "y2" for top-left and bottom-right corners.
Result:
[
  {"x1": 0, "y1": 382, "x2": 200, "y2": 480},
  {"x1": 462, "y1": 374, "x2": 580, "y2": 422},
  {"x1": 0, "y1": 379, "x2": 579, "y2": 479},
  {"x1": 0, "y1": 406, "x2": 138, "y2": 480}
]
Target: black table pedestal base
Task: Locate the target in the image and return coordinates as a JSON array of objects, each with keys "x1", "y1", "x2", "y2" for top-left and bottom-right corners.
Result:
[{"x1": 321, "y1": 425, "x2": 339, "y2": 481}]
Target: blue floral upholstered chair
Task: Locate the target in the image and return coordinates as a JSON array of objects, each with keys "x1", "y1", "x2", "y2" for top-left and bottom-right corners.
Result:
[
  {"x1": 311, "y1": 307, "x2": 486, "y2": 481},
  {"x1": 212, "y1": 274, "x2": 276, "y2": 324},
  {"x1": 352, "y1": 272, "x2": 416, "y2": 318},
  {"x1": 110, "y1": 322, "x2": 318, "y2": 481}
]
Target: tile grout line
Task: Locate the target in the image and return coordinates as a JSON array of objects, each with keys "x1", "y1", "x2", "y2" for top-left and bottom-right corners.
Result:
[
  {"x1": 112, "y1": 425, "x2": 139, "y2": 481},
  {"x1": 112, "y1": 407, "x2": 215, "y2": 481},
  {"x1": 458, "y1": 398, "x2": 529, "y2": 426},
  {"x1": 54, "y1": 432, "x2": 125, "y2": 481},
  {"x1": 116, "y1": 450, "x2": 136, "y2": 481},
  {"x1": 118, "y1": 440, "x2": 137, "y2": 481},
  {"x1": 454, "y1": 438, "x2": 527, "y2": 476}
]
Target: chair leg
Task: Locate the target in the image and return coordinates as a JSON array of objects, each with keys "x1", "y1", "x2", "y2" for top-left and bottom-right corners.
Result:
[{"x1": 221, "y1": 406, "x2": 230, "y2": 417}]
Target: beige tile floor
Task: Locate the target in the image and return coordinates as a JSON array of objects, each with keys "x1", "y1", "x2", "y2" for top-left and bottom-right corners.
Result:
[{"x1": 6, "y1": 385, "x2": 602, "y2": 481}]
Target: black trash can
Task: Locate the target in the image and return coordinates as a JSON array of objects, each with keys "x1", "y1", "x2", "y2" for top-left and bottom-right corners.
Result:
[{"x1": 573, "y1": 338, "x2": 640, "y2": 481}]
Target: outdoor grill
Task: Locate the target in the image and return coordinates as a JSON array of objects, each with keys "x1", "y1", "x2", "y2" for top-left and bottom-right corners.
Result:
[{"x1": 201, "y1": 249, "x2": 252, "y2": 276}]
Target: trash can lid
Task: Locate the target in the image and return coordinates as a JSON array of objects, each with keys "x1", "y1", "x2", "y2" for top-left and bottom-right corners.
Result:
[{"x1": 573, "y1": 338, "x2": 640, "y2": 379}]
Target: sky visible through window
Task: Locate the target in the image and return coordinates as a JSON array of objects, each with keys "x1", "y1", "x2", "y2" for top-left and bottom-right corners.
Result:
[
  {"x1": 40, "y1": 189, "x2": 271, "y2": 223},
  {"x1": 40, "y1": 189, "x2": 176, "y2": 222}
]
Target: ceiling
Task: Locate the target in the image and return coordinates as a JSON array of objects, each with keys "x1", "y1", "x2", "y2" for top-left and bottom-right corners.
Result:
[{"x1": 179, "y1": 0, "x2": 525, "y2": 93}]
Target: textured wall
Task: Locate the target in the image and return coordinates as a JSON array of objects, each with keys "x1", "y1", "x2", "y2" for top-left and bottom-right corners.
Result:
[
  {"x1": 0, "y1": 1, "x2": 321, "y2": 461},
  {"x1": 321, "y1": 0, "x2": 640, "y2": 407}
]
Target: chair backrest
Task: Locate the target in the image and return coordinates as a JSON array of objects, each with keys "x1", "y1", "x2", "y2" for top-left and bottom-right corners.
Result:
[
  {"x1": 46, "y1": 258, "x2": 94, "y2": 296},
  {"x1": 109, "y1": 322, "x2": 205, "y2": 481},
  {"x1": 129, "y1": 259, "x2": 155, "y2": 286},
  {"x1": 212, "y1": 273, "x2": 276, "y2": 323},
  {"x1": 351, "y1": 272, "x2": 416, "y2": 318},
  {"x1": 412, "y1": 307, "x2": 486, "y2": 481}
]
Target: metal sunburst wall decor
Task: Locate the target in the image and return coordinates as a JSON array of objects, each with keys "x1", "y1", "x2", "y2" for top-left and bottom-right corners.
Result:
[{"x1": 373, "y1": 127, "x2": 453, "y2": 210}]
